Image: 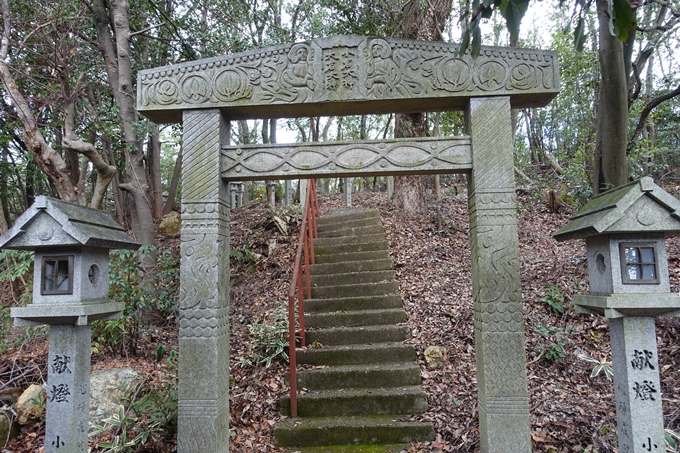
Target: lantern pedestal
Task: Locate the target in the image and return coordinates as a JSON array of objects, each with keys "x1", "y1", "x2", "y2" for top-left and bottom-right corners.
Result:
[
  {"x1": 44, "y1": 325, "x2": 91, "y2": 453},
  {"x1": 609, "y1": 316, "x2": 665, "y2": 453}
]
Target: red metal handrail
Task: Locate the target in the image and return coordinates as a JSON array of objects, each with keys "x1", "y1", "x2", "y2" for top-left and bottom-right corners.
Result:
[{"x1": 287, "y1": 180, "x2": 318, "y2": 417}]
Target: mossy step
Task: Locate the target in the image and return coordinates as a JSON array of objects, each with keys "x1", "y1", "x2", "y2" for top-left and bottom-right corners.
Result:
[
  {"x1": 313, "y1": 243, "x2": 388, "y2": 260},
  {"x1": 317, "y1": 217, "x2": 382, "y2": 233},
  {"x1": 314, "y1": 233, "x2": 386, "y2": 248},
  {"x1": 311, "y1": 281, "x2": 399, "y2": 299},
  {"x1": 319, "y1": 225, "x2": 384, "y2": 238},
  {"x1": 306, "y1": 325, "x2": 410, "y2": 346},
  {"x1": 311, "y1": 270, "x2": 395, "y2": 287},
  {"x1": 316, "y1": 209, "x2": 380, "y2": 226},
  {"x1": 306, "y1": 309, "x2": 407, "y2": 329},
  {"x1": 274, "y1": 415, "x2": 435, "y2": 447},
  {"x1": 280, "y1": 386, "x2": 428, "y2": 417},
  {"x1": 285, "y1": 443, "x2": 409, "y2": 453},
  {"x1": 304, "y1": 295, "x2": 403, "y2": 313},
  {"x1": 310, "y1": 259, "x2": 392, "y2": 276},
  {"x1": 297, "y1": 343, "x2": 416, "y2": 366},
  {"x1": 291, "y1": 363, "x2": 421, "y2": 390}
]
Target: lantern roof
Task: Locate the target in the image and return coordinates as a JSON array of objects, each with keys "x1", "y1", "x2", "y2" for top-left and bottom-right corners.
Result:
[
  {"x1": 554, "y1": 177, "x2": 680, "y2": 242},
  {"x1": 0, "y1": 196, "x2": 140, "y2": 251}
]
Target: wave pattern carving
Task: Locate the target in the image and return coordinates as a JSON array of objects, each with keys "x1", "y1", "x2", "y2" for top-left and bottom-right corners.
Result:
[{"x1": 221, "y1": 137, "x2": 472, "y2": 180}]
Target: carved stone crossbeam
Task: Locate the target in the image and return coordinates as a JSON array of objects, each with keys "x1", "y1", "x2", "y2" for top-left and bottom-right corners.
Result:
[
  {"x1": 221, "y1": 137, "x2": 472, "y2": 181},
  {"x1": 138, "y1": 35, "x2": 559, "y2": 123}
]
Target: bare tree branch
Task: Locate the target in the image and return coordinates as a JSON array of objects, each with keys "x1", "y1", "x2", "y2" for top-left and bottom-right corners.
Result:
[{"x1": 628, "y1": 83, "x2": 680, "y2": 151}]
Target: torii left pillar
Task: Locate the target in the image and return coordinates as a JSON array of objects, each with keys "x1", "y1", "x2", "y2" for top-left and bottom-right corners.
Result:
[{"x1": 178, "y1": 109, "x2": 231, "y2": 453}]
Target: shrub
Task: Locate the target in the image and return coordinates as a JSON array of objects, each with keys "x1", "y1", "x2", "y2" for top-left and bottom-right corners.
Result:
[{"x1": 532, "y1": 322, "x2": 573, "y2": 363}]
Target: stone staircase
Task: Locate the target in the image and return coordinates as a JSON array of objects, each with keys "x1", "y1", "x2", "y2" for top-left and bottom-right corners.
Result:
[{"x1": 274, "y1": 208, "x2": 434, "y2": 452}]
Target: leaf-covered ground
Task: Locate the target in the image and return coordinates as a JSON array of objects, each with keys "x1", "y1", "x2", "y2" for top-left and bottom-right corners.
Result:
[{"x1": 2, "y1": 182, "x2": 680, "y2": 452}]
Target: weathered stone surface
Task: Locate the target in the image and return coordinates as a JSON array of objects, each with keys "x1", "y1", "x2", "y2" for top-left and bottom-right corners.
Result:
[
  {"x1": 89, "y1": 368, "x2": 141, "y2": 427},
  {"x1": 424, "y1": 346, "x2": 448, "y2": 369},
  {"x1": 222, "y1": 137, "x2": 472, "y2": 180},
  {"x1": 16, "y1": 384, "x2": 45, "y2": 425},
  {"x1": 0, "y1": 410, "x2": 20, "y2": 447},
  {"x1": 0, "y1": 196, "x2": 140, "y2": 252},
  {"x1": 159, "y1": 211, "x2": 181, "y2": 236},
  {"x1": 45, "y1": 324, "x2": 90, "y2": 453},
  {"x1": 138, "y1": 36, "x2": 559, "y2": 123},
  {"x1": 467, "y1": 97, "x2": 531, "y2": 453},
  {"x1": 178, "y1": 110, "x2": 230, "y2": 453},
  {"x1": 610, "y1": 317, "x2": 665, "y2": 453}
]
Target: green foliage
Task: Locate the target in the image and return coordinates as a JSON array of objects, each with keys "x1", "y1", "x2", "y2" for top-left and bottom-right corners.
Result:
[
  {"x1": 154, "y1": 248, "x2": 180, "y2": 318},
  {"x1": 577, "y1": 354, "x2": 613, "y2": 381},
  {"x1": 93, "y1": 244, "x2": 179, "y2": 356},
  {"x1": 668, "y1": 428, "x2": 679, "y2": 451},
  {"x1": 460, "y1": 0, "x2": 529, "y2": 57},
  {"x1": 230, "y1": 246, "x2": 260, "y2": 273},
  {"x1": 0, "y1": 250, "x2": 34, "y2": 288},
  {"x1": 0, "y1": 305, "x2": 11, "y2": 354},
  {"x1": 90, "y1": 376, "x2": 177, "y2": 453},
  {"x1": 540, "y1": 283, "x2": 565, "y2": 314},
  {"x1": 532, "y1": 322, "x2": 573, "y2": 363},
  {"x1": 239, "y1": 302, "x2": 291, "y2": 367}
]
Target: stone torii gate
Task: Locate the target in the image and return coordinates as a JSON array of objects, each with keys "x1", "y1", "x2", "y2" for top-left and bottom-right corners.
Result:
[{"x1": 137, "y1": 35, "x2": 560, "y2": 453}]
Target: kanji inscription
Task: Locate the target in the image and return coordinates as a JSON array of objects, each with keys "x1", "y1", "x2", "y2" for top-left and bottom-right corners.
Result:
[{"x1": 138, "y1": 36, "x2": 559, "y2": 123}]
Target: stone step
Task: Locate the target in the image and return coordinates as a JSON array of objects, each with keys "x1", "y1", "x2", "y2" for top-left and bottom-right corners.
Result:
[
  {"x1": 314, "y1": 233, "x2": 386, "y2": 248},
  {"x1": 306, "y1": 325, "x2": 410, "y2": 346},
  {"x1": 274, "y1": 415, "x2": 434, "y2": 447},
  {"x1": 313, "y1": 244, "x2": 389, "y2": 259},
  {"x1": 291, "y1": 363, "x2": 421, "y2": 390},
  {"x1": 304, "y1": 295, "x2": 403, "y2": 313},
  {"x1": 317, "y1": 216, "x2": 382, "y2": 234},
  {"x1": 319, "y1": 224, "x2": 384, "y2": 238},
  {"x1": 311, "y1": 281, "x2": 399, "y2": 299},
  {"x1": 297, "y1": 343, "x2": 416, "y2": 366},
  {"x1": 284, "y1": 444, "x2": 410, "y2": 453},
  {"x1": 310, "y1": 259, "x2": 392, "y2": 276},
  {"x1": 280, "y1": 386, "x2": 428, "y2": 417},
  {"x1": 306, "y1": 309, "x2": 407, "y2": 329},
  {"x1": 311, "y1": 270, "x2": 395, "y2": 287},
  {"x1": 316, "y1": 209, "x2": 380, "y2": 227}
]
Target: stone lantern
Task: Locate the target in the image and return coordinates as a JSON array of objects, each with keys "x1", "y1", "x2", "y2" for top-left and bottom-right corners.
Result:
[
  {"x1": 0, "y1": 196, "x2": 139, "y2": 453},
  {"x1": 555, "y1": 177, "x2": 680, "y2": 453}
]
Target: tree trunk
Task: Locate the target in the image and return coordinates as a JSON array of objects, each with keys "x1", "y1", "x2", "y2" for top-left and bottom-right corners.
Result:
[
  {"x1": 0, "y1": 0, "x2": 77, "y2": 203},
  {"x1": 163, "y1": 145, "x2": 182, "y2": 215},
  {"x1": 392, "y1": 113, "x2": 428, "y2": 215},
  {"x1": 391, "y1": 0, "x2": 452, "y2": 215},
  {"x1": 148, "y1": 126, "x2": 163, "y2": 218},
  {"x1": 91, "y1": 0, "x2": 155, "y2": 246},
  {"x1": 0, "y1": 198, "x2": 8, "y2": 233},
  {"x1": 593, "y1": 0, "x2": 629, "y2": 194}
]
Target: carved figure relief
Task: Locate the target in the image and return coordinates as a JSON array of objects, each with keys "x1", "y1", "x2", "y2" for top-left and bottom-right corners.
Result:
[{"x1": 138, "y1": 36, "x2": 559, "y2": 119}]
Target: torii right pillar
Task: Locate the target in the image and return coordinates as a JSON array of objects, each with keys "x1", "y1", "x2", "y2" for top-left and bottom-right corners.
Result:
[{"x1": 467, "y1": 96, "x2": 532, "y2": 452}]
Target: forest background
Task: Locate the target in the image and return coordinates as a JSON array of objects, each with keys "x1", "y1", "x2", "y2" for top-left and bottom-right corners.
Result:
[{"x1": 0, "y1": 0, "x2": 679, "y2": 451}]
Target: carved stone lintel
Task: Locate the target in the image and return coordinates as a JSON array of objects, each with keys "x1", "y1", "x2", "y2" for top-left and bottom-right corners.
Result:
[
  {"x1": 138, "y1": 36, "x2": 559, "y2": 123},
  {"x1": 222, "y1": 137, "x2": 471, "y2": 181}
]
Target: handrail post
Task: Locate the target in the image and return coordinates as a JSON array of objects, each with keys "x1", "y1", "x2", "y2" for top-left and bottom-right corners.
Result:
[
  {"x1": 303, "y1": 227, "x2": 312, "y2": 299},
  {"x1": 288, "y1": 292, "x2": 298, "y2": 417},
  {"x1": 286, "y1": 178, "x2": 320, "y2": 419},
  {"x1": 297, "y1": 269, "x2": 305, "y2": 347}
]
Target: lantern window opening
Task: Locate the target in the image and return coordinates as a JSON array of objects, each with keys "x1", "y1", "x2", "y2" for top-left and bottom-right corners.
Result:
[
  {"x1": 41, "y1": 255, "x2": 74, "y2": 295},
  {"x1": 620, "y1": 243, "x2": 660, "y2": 285}
]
